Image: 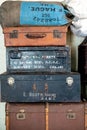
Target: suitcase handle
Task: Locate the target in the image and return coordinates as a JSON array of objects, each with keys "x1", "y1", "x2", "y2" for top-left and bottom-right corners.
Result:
[{"x1": 25, "y1": 33, "x2": 46, "y2": 39}]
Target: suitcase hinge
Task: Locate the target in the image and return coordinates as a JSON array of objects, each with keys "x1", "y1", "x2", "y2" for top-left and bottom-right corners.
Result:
[{"x1": 9, "y1": 30, "x2": 18, "y2": 38}]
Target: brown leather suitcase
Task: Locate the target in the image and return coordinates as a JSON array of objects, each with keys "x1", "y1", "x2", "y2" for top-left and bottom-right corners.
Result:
[
  {"x1": 3, "y1": 26, "x2": 68, "y2": 46},
  {"x1": 6, "y1": 103, "x2": 85, "y2": 130}
]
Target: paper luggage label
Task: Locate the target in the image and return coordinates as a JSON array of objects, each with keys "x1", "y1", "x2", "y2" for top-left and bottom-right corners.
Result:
[{"x1": 20, "y1": 2, "x2": 69, "y2": 25}]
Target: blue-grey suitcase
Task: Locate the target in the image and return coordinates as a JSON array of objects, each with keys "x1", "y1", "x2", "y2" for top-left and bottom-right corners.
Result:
[
  {"x1": 0, "y1": 72, "x2": 81, "y2": 102},
  {"x1": 6, "y1": 46, "x2": 71, "y2": 73}
]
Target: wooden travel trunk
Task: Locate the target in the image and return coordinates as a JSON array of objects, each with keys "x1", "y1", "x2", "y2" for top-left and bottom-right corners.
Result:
[
  {"x1": 0, "y1": 72, "x2": 81, "y2": 102},
  {"x1": 6, "y1": 103, "x2": 85, "y2": 130},
  {"x1": 3, "y1": 26, "x2": 68, "y2": 46}
]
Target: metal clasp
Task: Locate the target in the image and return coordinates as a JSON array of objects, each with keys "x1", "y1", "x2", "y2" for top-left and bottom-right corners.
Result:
[
  {"x1": 66, "y1": 109, "x2": 76, "y2": 120},
  {"x1": 53, "y1": 30, "x2": 61, "y2": 38},
  {"x1": 16, "y1": 109, "x2": 25, "y2": 120},
  {"x1": 10, "y1": 30, "x2": 18, "y2": 38}
]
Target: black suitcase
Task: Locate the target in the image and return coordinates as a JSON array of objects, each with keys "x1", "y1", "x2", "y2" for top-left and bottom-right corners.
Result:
[
  {"x1": 81, "y1": 81, "x2": 87, "y2": 100},
  {"x1": 6, "y1": 46, "x2": 71, "y2": 73},
  {"x1": 78, "y1": 37, "x2": 87, "y2": 76},
  {"x1": 78, "y1": 37, "x2": 87, "y2": 100},
  {"x1": 0, "y1": 72, "x2": 81, "y2": 102}
]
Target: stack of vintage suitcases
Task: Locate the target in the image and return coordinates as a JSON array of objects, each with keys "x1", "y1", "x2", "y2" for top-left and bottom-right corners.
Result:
[{"x1": 0, "y1": 1, "x2": 87, "y2": 130}]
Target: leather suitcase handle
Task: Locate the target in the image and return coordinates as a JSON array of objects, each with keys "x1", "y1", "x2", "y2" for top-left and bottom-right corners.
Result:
[{"x1": 25, "y1": 33, "x2": 46, "y2": 39}]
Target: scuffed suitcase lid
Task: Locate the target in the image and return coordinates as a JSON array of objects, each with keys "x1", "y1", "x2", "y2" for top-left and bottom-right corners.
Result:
[
  {"x1": 49, "y1": 103, "x2": 84, "y2": 112},
  {"x1": 0, "y1": 72, "x2": 80, "y2": 81},
  {"x1": 3, "y1": 26, "x2": 68, "y2": 33},
  {"x1": 6, "y1": 103, "x2": 85, "y2": 113},
  {"x1": 6, "y1": 103, "x2": 45, "y2": 113}
]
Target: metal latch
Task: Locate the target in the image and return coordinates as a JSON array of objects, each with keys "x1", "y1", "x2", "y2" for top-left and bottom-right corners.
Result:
[
  {"x1": 7, "y1": 77, "x2": 15, "y2": 86},
  {"x1": 53, "y1": 30, "x2": 62, "y2": 38},
  {"x1": 9, "y1": 30, "x2": 18, "y2": 38},
  {"x1": 16, "y1": 109, "x2": 25, "y2": 120},
  {"x1": 66, "y1": 109, "x2": 76, "y2": 120},
  {"x1": 66, "y1": 112, "x2": 76, "y2": 119}
]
